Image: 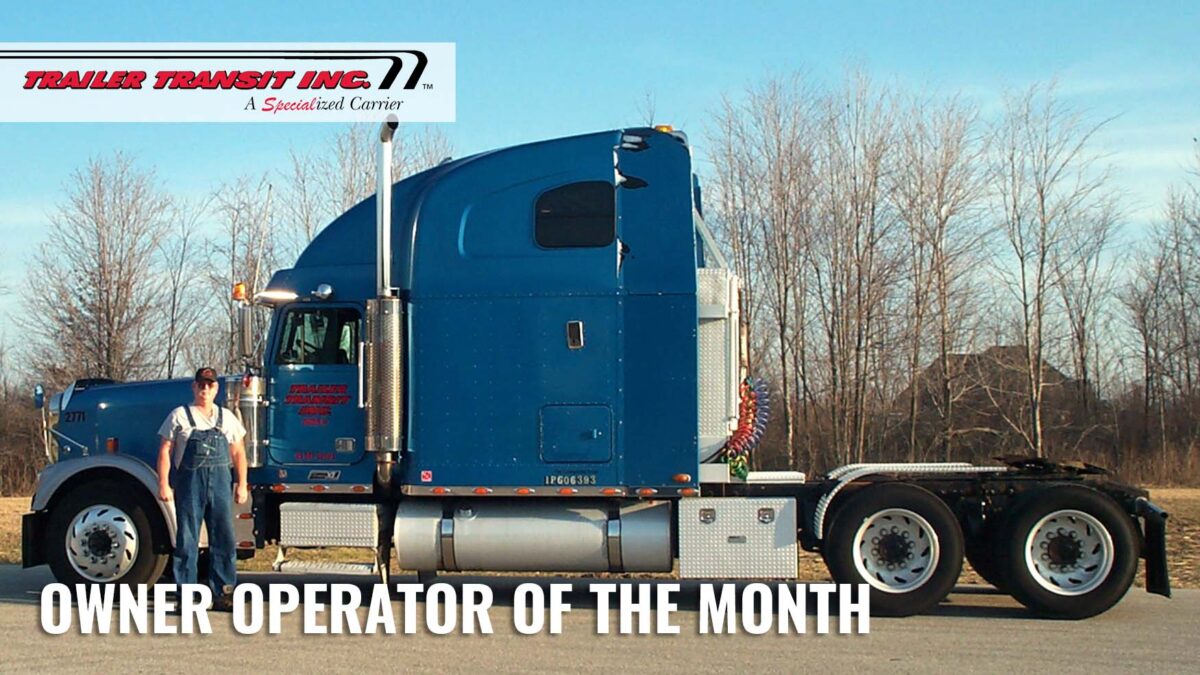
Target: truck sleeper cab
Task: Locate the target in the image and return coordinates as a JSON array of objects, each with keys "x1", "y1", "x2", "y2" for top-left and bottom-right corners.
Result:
[{"x1": 23, "y1": 125, "x2": 1170, "y2": 620}]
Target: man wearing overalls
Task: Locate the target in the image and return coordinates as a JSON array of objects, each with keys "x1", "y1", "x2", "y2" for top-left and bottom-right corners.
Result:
[{"x1": 156, "y1": 367, "x2": 249, "y2": 610}]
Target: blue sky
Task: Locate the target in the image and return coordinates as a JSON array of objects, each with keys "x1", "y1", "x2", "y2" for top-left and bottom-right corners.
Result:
[{"x1": 0, "y1": 1, "x2": 1196, "y2": 348}]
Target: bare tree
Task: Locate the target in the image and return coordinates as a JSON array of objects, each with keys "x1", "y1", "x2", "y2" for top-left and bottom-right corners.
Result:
[
  {"x1": 1053, "y1": 197, "x2": 1118, "y2": 413},
  {"x1": 316, "y1": 123, "x2": 452, "y2": 219},
  {"x1": 810, "y1": 71, "x2": 899, "y2": 465},
  {"x1": 279, "y1": 149, "x2": 325, "y2": 262},
  {"x1": 636, "y1": 89, "x2": 657, "y2": 127},
  {"x1": 989, "y1": 84, "x2": 1110, "y2": 457},
  {"x1": 708, "y1": 75, "x2": 823, "y2": 470},
  {"x1": 21, "y1": 153, "x2": 171, "y2": 387},
  {"x1": 754, "y1": 76, "x2": 818, "y2": 470},
  {"x1": 207, "y1": 175, "x2": 278, "y2": 371},
  {"x1": 891, "y1": 95, "x2": 987, "y2": 460},
  {"x1": 709, "y1": 96, "x2": 765, "y2": 371},
  {"x1": 1122, "y1": 247, "x2": 1168, "y2": 460},
  {"x1": 282, "y1": 124, "x2": 454, "y2": 257},
  {"x1": 0, "y1": 342, "x2": 43, "y2": 495},
  {"x1": 157, "y1": 198, "x2": 214, "y2": 378}
]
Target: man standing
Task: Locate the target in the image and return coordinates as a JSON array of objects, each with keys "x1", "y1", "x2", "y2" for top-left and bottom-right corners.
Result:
[{"x1": 157, "y1": 367, "x2": 248, "y2": 610}]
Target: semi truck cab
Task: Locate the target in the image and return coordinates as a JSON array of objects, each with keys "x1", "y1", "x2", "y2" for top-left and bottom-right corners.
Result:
[{"x1": 23, "y1": 123, "x2": 1170, "y2": 620}]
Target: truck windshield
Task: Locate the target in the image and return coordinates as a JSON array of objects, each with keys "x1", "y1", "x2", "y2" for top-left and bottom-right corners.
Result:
[{"x1": 275, "y1": 307, "x2": 360, "y2": 365}]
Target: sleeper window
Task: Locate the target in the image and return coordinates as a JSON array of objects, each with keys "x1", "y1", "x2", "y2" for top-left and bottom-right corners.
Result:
[{"x1": 535, "y1": 181, "x2": 615, "y2": 248}]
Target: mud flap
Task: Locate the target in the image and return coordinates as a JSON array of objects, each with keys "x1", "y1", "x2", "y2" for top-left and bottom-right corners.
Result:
[
  {"x1": 22, "y1": 512, "x2": 46, "y2": 568},
  {"x1": 1136, "y1": 497, "x2": 1171, "y2": 598}
]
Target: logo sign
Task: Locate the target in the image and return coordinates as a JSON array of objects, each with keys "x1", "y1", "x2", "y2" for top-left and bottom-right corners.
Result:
[
  {"x1": 0, "y1": 42, "x2": 455, "y2": 122},
  {"x1": 420, "y1": 470, "x2": 433, "y2": 483}
]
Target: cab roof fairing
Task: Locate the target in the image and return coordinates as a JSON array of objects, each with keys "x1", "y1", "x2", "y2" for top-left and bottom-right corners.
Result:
[{"x1": 285, "y1": 128, "x2": 684, "y2": 297}]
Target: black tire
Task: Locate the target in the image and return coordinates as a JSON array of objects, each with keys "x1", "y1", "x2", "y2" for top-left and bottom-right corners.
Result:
[
  {"x1": 45, "y1": 480, "x2": 170, "y2": 587},
  {"x1": 995, "y1": 485, "x2": 1138, "y2": 619},
  {"x1": 964, "y1": 525, "x2": 1010, "y2": 593},
  {"x1": 823, "y1": 483, "x2": 964, "y2": 617}
]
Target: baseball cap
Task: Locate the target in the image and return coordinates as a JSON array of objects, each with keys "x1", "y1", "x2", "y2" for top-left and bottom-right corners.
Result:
[{"x1": 194, "y1": 367, "x2": 219, "y2": 383}]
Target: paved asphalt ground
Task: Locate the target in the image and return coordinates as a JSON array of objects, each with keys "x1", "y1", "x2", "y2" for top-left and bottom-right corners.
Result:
[{"x1": 0, "y1": 564, "x2": 1194, "y2": 673}]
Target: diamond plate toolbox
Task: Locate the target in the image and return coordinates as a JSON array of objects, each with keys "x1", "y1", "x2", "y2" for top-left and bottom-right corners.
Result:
[
  {"x1": 678, "y1": 497, "x2": 797, "y2": 578},
  {"x1": 279, "y1": 502, "x2": 378, "y2": 548}
]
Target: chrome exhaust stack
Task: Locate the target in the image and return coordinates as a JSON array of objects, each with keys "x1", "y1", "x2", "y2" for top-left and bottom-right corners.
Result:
[
  {"x1": 370, "y1": 116, "x2": 404, "y2": 490},
  {"x1": 377, "y1": 115, "x2": 398, "y2": 296}
]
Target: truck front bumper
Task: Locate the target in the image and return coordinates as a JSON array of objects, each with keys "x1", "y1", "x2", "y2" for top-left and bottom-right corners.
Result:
[{"x1": 1135, "y1": 497, "x2": 1171, "y2": 598}]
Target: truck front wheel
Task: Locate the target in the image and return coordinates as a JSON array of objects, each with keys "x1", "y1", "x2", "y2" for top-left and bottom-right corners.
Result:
[
  {"x1": 45, "y1": 480, "x2": 170, "y2": 587},
  {"x1": 823, "y1": 483, "x2": 964, "y2": 616},
  {"x1": 996, "y1": 486, "x2": 1137, "y2": 619}
]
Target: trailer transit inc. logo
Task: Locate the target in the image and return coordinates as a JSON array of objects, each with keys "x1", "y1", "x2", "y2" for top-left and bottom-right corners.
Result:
[{"x1": 0, "y1": 43, "x2": 456, "y2": 122}]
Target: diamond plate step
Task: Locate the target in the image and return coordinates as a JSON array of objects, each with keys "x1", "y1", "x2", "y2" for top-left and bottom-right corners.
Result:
[{"x1": 275, "y1": 561, "x2": 377, "y2": 575}]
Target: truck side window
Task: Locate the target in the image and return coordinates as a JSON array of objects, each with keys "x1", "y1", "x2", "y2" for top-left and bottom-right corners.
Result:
[
  {"x1": 535, "y1": 181, "x2": 615, "y2": 248},
  {"x1": 275, "y1": 307, "x2": 360, "y2": 365}
]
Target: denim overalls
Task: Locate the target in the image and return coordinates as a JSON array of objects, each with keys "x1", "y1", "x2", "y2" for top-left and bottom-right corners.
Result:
[{"x1": 172, "y1": 406, "x2": 237, "y2": 597}]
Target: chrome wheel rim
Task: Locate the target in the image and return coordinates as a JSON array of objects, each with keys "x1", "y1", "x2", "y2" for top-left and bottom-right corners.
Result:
[
  {"x1": 65, "y1": 504, "x2": 138, "y2": 582},
  {"x1": 1024, "y1": 509, "x2": 1113, "y2": 596},
  {"x1": 852, "y1": 508, "x2": 940, "y2": 593}
]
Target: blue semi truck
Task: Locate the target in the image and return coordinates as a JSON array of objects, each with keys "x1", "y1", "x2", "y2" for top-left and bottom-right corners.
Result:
[{"x1": 23, "y1": 123, "x2": 1170, "y2": 618}]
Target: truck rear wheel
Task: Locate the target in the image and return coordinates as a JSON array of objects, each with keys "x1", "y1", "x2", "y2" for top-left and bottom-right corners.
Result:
[
  {"x1": 45, "y1": 480, "x2": 170, "y2": 587},
  {"x1": 996, "y1": 486, "x2": 1137, "y2": 619},
  {"x1": 823, "y1": 483, "x2": 963, "y2": 616}
]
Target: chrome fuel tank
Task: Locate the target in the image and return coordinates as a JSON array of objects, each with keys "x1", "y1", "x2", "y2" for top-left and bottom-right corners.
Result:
[{"x1": 394, "y1": 499, "x2": 671, "y2": 573}]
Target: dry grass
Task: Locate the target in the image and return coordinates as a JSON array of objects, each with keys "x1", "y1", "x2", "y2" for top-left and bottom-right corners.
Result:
[
  {"x1": 0, "y1": 496, "x2": 29, "y2": 565},
  {"x1": 1146, "y1": 488, "x2": 1200, "y2": 589},
  {"x1": 4, "y1": 490, "x2": 1197, "y2": 589}
]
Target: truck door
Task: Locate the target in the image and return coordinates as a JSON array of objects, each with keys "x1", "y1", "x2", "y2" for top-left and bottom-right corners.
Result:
[{"x1": 268, "y1": 305, "x2": 365, "y2": 469}]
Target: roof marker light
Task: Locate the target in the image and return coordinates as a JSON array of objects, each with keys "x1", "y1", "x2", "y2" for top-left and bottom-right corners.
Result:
[{"x1": 254, "y1": 289, "x2": 299, "y2": 304}]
